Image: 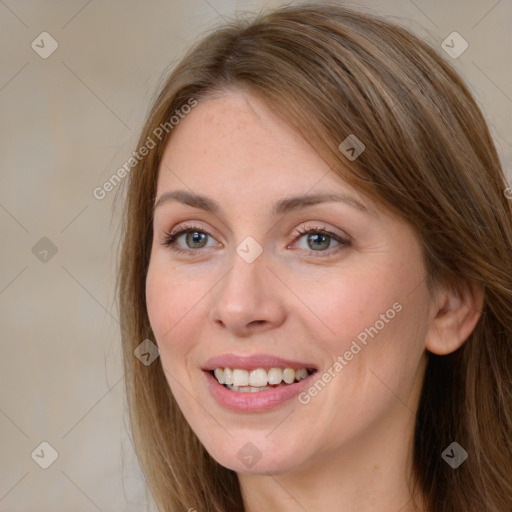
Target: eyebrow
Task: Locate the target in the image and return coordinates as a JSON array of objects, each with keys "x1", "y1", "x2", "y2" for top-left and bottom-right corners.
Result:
[{"x1": 154, "y1": 189, "x2": 374, "y2": 217}]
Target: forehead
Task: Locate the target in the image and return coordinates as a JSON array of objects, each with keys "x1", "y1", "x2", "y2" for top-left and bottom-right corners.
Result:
[{"x1": 156, "y1": 90, "x2": 367, "y2": 206}]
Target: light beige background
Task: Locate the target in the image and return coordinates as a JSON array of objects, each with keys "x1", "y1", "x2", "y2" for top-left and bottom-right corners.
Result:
[{"x1": 1, "y1": 1, "x2": 510, "y2": 511}]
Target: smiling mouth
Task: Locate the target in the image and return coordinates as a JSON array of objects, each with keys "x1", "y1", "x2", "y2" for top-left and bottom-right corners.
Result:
[{"x1": 210, "y1": 367, "x2": 317, "y2": 392}]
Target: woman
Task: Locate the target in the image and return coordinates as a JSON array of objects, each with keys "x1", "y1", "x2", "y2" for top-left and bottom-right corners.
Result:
[{"x1": 117, "y1": 3, "x2": 512, "y2": 511}]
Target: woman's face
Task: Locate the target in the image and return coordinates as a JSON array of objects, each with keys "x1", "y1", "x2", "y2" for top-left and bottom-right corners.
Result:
[{"x1": 146, "y1": 89, "x2": 433, "y2": 475}]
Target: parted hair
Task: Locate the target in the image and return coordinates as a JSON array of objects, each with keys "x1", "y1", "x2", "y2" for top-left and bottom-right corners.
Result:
[{"x1": 117, "y1": 3, "x2": 512, "y2": 511}]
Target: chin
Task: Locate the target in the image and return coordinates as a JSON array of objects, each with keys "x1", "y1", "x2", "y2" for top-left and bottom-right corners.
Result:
[{"x1": 200, "y1": 433, "x2": 312, "y2": 475}]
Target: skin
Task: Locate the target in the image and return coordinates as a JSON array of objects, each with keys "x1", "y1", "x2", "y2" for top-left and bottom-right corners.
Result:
[{"x1": 145, "y1": 89, "x2": 483, "y2": 512}]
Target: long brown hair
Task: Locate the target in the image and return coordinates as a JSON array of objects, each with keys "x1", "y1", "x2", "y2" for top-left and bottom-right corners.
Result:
[{"x1": 117, "y1": 3, "x2": 512, "y2": 510}]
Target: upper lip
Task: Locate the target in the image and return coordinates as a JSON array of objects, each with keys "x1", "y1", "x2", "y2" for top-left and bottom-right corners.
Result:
[{"x1": 202, "y1": 354, "x2": 318, "y2": 372}]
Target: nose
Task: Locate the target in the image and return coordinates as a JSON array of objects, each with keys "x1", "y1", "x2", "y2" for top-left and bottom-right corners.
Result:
[{"x1": 209, "y1": 250, "x2": 287, "y2": 337}]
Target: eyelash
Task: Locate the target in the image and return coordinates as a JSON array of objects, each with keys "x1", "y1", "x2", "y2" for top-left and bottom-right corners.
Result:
[{"x1": 160, "y1": 223, "x2": 351, "y2": 257}]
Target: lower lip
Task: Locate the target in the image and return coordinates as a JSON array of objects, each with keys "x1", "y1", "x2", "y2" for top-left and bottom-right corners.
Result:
[{"x1": 203, "y1": 370, "x2": 317, "y2": 413}]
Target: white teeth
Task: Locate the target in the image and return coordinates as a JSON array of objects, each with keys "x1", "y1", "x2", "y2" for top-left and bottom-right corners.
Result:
[
  {"x1": 249, "y1": 368, "x2": 268, "y2": 387},
  {"x1": 267, "y1": 368, "x2": 283, "y2": 385},
  {"x1": 225, "y1": 385, "x2": 273, "y2": 392},
  {"x1": 282, "y1": 368, "x2": 295, "y2": 384},
  {"x1": 223, "y1": 368, "x2": 233, "y2": 385},
  {"x1": 214, "y1": 368, "x2": 225, "y2": 384},
  {"x1": 295, "y1": 368, "x2": 308, "y2": 381},
  {"x1": 212, "y1": 367, "x2": 313, "y2": 388},
  {"x1": 232, "y1": 369, "x2": 249, "y2": 387}
]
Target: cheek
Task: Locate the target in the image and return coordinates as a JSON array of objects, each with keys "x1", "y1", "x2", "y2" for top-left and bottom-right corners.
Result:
[
  {"x1": 292, "y1": 262, "x2": 405, "y2": 349},
  {"x1": 145, "y1": 261, "x2": 201, "y2": 357},
  {"x1": 145, "y1": 263, "x2": 205, "y2": 409},
  {"x1": 293, "y1": 256, "x2": 427, "y2": 394}
]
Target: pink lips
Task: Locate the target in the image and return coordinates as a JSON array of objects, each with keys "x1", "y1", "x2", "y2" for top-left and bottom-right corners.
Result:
[
  {"x1": 201, "y1": 353, "x2": 318, "y2": 413},
  {"x1": 202, "y1": 353, "x2": 318, "y2": 372}
]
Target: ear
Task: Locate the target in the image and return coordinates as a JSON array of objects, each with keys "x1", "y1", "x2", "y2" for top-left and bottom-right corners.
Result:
[{"x1": 425, "y1": 279, "x2": 484, "y2": 355}]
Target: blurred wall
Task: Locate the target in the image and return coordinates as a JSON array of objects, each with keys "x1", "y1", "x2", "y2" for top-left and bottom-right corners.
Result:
[{"x1": 1, "y1": 1, "x2": 510, "y2": 510}]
